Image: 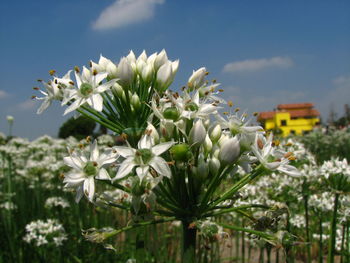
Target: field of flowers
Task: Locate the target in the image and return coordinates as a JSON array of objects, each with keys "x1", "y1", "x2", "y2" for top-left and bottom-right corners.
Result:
[
  {"x1": 1, "y1": 49, "x2": 349, "y2": 263},
  {"x1": 1, "y1": 130, "x2": 349, "y2": 262}
]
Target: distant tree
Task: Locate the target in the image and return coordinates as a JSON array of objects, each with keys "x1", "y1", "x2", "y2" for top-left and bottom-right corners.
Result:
[
  {"x1": 327, "y1": 104, "x2": 337, "y2": 126},
  {"x1": 333, "y1": 104, "x2": 350, "y2": 128},
  {"x1": 58, "y1": 116, "x2": 96, "y2": 140}
]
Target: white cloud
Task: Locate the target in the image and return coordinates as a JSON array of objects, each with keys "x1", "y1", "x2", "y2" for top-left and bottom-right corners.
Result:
[
  {"x1": 92, "y1": 0, "x2": 164, "y2": 30},
  {"x1": 0, "y1": 90, "x2": 9, "y2": 99},
  {"x1": 223, "y1": 56, "x2": 293, "y2": 73},
  {"x1": 17, "y1": 100, "x2": 38, "y2": 111}
]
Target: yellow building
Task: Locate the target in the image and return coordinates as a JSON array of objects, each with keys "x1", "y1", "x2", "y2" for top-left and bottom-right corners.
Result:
[{"x1": 257, "y1": 103, "x2": 321, "y2": 137}]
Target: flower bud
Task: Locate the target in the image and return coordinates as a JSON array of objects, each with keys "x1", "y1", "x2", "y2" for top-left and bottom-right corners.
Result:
[
  {"x1": 197, "y1": 155, "x2": 209, "y2": 180},
  {"x1": 171, "y1": 60, "x2": 179, "y2": 75},
  {"x1": 147, "y1": 52, "x2": 157, "y2": 66},
  {"x1": 211, "y1": 145, "x2": 220, "y2": 159},
  {"x1": 210, "y1": 124, "x2": 222, "y2": 143},
  {"x1": 188, "y1": 67, "x2": 206, "y2": 90},
  {"x1": 126, "y1": 50, "x2": 136, "y2": 64},
  {"x1": 141, "y1": 64, "x2": 154, "y2": 82},
  {"x1": 209, "y1": 157, "x2": 221, "y2": 176},
  {"x1": 117, "y1": 57, "x2": 134, "y2": 86},
  {"x1": 154, "y1": 49, "x2": 168, "y2": 70},
  {"x1": 204, "y1": 119, "x2": 210, "y2": 129},
  {"x1": 106, "y1": 62, "x2": 118, "y2": 78},
  {"x1": 170, "y1": 143, "x2": 191, "y2": 161},
  {"x1": 156, "y1": 62, "x2": 173, "y2": 90},
  {"x1": 219, "y1": 137, "x2": 240, "y2": 164},
  {"x1": 112, "y1": 83, "x2": 124, "y2": 97},
  {"x1": 203, "y1": 134, "x2": 213, "y2": 155},
  {"x1": 218, "y1": 133, "x2": 230, "y2": 147},
  {"x1": 189, "y1": 119, "x2": 206, "y2": 146},
  {"x1": 138, "y1": 50, "x2": 147, "y2": 62},
  {"x1": 136, "y1": 59, "x2": 146, "y2": 74},
  {"x1": 131, "y1": 93, "x2": 141, "y2": 110}
]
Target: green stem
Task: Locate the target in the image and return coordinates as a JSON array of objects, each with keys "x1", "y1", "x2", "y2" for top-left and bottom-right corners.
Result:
[
  {"x1": 327, "y1": 193, "x2": 340, "y2": 263},
  {"x1": 346, "y1": 221, "x2": 349, "y2": 263},
  {"x1": 208, "y1": 165, "x2": 266, "y2": 210},
  {"x1": 103, "y1": 217, "x2": 175, "y2": 241},
  {"x1": 203, "y1": 204, "x2": 269, "y2": 218},
  {"x1": 319, "y1": 213, "x2": 323, "y2": 263},
  {"x1": 182, "y1": 220, "x2": 197, "y2": 263},
  {"x1": 241, "y1": 219, "x2": 245, "y2": 263},
  {"x1": 304, "y1": 195, "x2": 311, "y2": 263},
  {"x1": 218, "y1": 223, "x2": 277, "y2": 243},
  {"x1": 341, "y1": 224, "x2": 346, "y2": 263}
]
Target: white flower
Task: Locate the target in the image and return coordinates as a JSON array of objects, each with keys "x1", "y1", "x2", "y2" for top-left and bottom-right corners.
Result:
[
  {"x1": 251, "y1": 133, "x2": 300, "y2": 177},
  {"x1": 63, "y1": 140, "x2": 118, "y2": 202},
  {"x1": 216, "y1": 112, "x2": 263, "y2": 136},
  {"x1": 62, "y1": 67, "x2": 116, "y2": 115},
  {"x1": 36, "y1": 71, "x2": 73, "y2": 114},
  {"x1": 113, "y1": 134, "x2": 174, "y2": 181},
  {"x1": 181, "y1": 90, "x2": 219, "y2": 120},
  {"x1": 6, "y1": 115, "x2": 14, "y2": 123},
  {"x1": 188, "y1": 67, "x2": 206, "y2": 90},
  {"x1": 189, "y1": 119, "x2": 207, "y2": 146}
]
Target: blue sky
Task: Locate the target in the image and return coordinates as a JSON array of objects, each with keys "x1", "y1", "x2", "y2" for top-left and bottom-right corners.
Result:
[{"x1": 0, "y1": 0, "x2": 349, "y2": 139}]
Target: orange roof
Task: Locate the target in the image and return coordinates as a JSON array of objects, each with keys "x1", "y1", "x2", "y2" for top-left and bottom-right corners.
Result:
[
  {"x1": 257, "y1": 111, "x2": 275, "y2": 120},
  {"x1": 289, "y1": 109, "x2": 320, "y2": 118},
  {"x1": 277, "y1": 103, "x2": 314, "y2": 110},
  {"x1": 258, "y1": 109, "x2": 320, "y2": 121}
]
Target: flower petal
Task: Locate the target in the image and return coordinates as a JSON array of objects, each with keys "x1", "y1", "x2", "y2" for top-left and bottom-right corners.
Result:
[
  {"x1": 64, "y1": 156, "x2": 83, "y2": 170},
  {"x1": 151, "y1": 141, "x2": 174, "y2": 156},
  {"x1": 90, "y1": 140, "x2": 99, "y2": 162},
  {"x1": 89, "y1": 93, "x2": 103, "y2": 112},
  {"x1": 149, "y1": 156, "x2": 171, "y2": 178},
  {"x1": 83, "y1": 177, "x2": 95, "y2": 201},
  {"x1": 113, "y1": 146, "x2": 135, "y2": 158},
  {"x1": 114, "y1": 157, "x2": 135, "y2": 180},
  {"x1": 96, "y1": 168, "x2": 111, "y2": 180}
]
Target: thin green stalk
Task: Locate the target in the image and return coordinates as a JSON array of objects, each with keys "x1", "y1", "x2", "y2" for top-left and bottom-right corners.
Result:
[
  {"x1": 182, "y1": 220, "x2": 197, "y2": 263},
  {"x1": 103, "y1": 217, "x2": 176, "y2": 241},
  {"x1": 208, "y1": 165, "x2": 266, "y2": 210},
  {"x1": 259, "y1": 247, "x2": 264, "y2": 263},
  {"x1": 304, "y1": 195, "x2": 311, "y2": 263},
  {"x1": 218, "y1": 223, "x2": 278, "y2": 243},
  {"x1": 346, "y1": 221, "x2": 349, "y2": 263},
  {"x1": 76, "y1": 109, "x2": 119, "y2": 133},
  {"x1": 319, "y1": 213, "x2": 323, "y2": 263},
  {"x1": 266, "y1": 244, "x2": 272, "y2": 263},
  {"x1": 327, "y1": 193, "x2": 340, "y2": 263},
  {"x1": 203, "y1": 204, "x2": 269, "y2": 218},
  {"x1": 241, "y1": 219, "x2": 245, "y2": 263},
  {"x1": 341, "y1": 224, "x2": 346, "y2": 263}
]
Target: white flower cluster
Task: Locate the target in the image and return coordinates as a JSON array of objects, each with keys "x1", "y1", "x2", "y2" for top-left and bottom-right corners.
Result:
[
  {"x1": 35, "y1": 50, "x2": 178, "y2": 115},
  {"x1": 23, "y1": 219, "x2": 67, "y2": 247},
  {"x1": 320, "y1": 158, "x2": 350, "y2": 180},
  {"x1": 0, "y1": 201, "x2": 17, "y2": 211},
  {"x1": 45, "y1": 197, "x2": 70, "y2": 209}
]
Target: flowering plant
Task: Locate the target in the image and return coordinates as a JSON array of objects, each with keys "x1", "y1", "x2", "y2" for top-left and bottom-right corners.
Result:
[{"x1": 35, "y1": 50, "x2": 300, "y2": 262}]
